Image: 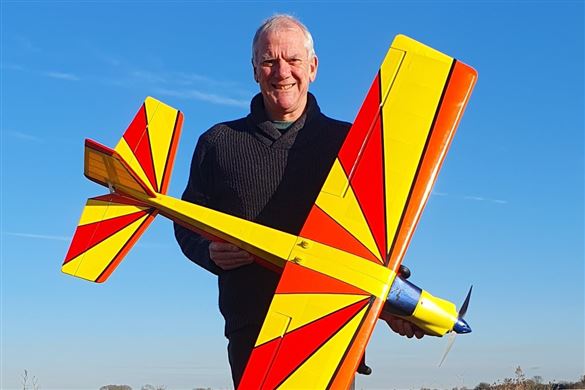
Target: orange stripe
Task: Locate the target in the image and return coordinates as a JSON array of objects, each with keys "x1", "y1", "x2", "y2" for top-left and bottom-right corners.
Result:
[
  {"x1": 328, "y1": 298, "x2": 384, "y2": 389},
  {"x1": 160, "y1": 111, "x2": 183, "y2": 194},
  {"x1": 388, "y1": 61, "x2": 477, "y2": 269}
]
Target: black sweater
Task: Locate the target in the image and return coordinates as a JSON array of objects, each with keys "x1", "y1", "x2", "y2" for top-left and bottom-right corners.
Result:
[{"x1": 174, "y1": 93, "x2": 351, "y2": 335}]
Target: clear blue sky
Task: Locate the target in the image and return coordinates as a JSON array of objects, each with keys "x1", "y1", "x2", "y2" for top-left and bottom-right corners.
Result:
[{"x1": 1, "y1": 1, "x2": 583, "y2": 389}]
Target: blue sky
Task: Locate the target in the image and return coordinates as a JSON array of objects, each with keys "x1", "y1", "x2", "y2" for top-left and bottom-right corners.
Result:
[{"x1": 1, "y1": 1, "x2": 583, "y2": 389}]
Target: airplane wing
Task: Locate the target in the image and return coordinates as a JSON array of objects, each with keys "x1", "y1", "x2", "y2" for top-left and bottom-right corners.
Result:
[{"x1": 238, "y1": 35, "x2": 477, "y2": 389}]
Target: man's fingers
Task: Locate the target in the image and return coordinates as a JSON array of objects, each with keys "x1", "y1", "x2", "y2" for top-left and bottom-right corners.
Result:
[
  {"x1": 387, "y1": 318, "x2": 401, "y2": 334},
  {"x1": 384, "y1": 315, "x2": 425, "y2": 339},
  {"x1": 209, "y1": 241, "x2": 254, "y2": 270},
  {"x1": 403, "y1": 322, "x2": 415, "y2": 338},
  {"x1": 211, "y1": 249, "x2": 252, "y2": 261},
  {"x1": 209, "y1": 241, "x2": 241, "y2": 252}
]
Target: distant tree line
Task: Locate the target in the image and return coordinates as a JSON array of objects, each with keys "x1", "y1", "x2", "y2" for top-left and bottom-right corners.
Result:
[
  {"x1": 95, "y1": 371, "x2": 585, "y2": 390},
  {"x1": 98, "y1": 387, "x2": 207, "y2": 390},
  {"x1": 446, "y1": 367, "x2": 585, "y2": 390},
  {"x1": 99, "y1": 386, "x2": 167, "y2": 390},
  {"x1": 21, "y1": 366, "x2": 583, "y2": 390}
]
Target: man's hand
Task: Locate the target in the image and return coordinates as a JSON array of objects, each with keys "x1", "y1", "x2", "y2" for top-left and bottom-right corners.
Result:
[
  {"x1": 380, "y1": 311, "x2": 425, "y2": 339},
  {"x1": 209, "y1": 242, "x2": 254, "y2": 270}
]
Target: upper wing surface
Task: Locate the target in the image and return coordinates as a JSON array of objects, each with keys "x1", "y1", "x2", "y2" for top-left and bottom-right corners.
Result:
[
  {"x1": 302, "y1": 35, "x2": 477, "y2": 272},
  {"x1": 241, "y1": 35, "x2": 478, "y2": 389}
]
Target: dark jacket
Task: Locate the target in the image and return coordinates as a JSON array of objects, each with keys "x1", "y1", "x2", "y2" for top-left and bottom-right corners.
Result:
[{"x1": 174, "y1": 93, "x2": 351, "y2": 335}]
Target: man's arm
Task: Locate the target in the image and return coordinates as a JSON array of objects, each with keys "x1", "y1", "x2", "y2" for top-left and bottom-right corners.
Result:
[
  {"x1": 174, "y1": 222, "x2": 223, "y2": 274},
  {"x1": 173, "y1": 137, "x2": 225, "y2": 275}
]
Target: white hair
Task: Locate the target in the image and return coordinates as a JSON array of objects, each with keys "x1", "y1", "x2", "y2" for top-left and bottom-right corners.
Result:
[{"x1": 251, "y1": 14, "x2": 316, "y2": 65}]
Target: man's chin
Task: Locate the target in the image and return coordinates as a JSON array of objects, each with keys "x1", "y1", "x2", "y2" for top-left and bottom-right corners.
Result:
[{"x1": 262, "y1": 94, "x2": 307, "y2": 120}]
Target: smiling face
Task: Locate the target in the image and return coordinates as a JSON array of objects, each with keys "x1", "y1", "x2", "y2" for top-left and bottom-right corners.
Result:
[{"x1": 253, "y1": 24, "x2": 318, "y2": 122}]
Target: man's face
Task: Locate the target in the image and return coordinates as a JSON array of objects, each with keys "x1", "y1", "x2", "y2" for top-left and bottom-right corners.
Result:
[{"x1": 254, "y1": 25, "x2": 318, "y2": 122}]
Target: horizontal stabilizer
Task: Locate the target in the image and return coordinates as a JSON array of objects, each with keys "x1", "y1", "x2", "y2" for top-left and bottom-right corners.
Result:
[{"x1": 62, "y1": 194, "x2": 157, "y2": 282}]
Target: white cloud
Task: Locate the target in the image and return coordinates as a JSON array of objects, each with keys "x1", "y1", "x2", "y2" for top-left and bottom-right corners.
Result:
[
  {"x1": 431, "y1": 191, "x2": 508, "y2": 204},
  {"x1": 156, "y1": 88, "x2": 249, "y2": 108},
  {"x1": 45, "y1": 71, "x2": 80, "y2": 81},
  {"x1": 4, "y1": 130, "x2": 43, "y2": 143},
  {"x1": 464, "y1": 195, "x2": 486, "y2": 201},
  {"x1": 3, "y1": 232, "x2": 70, "y2": 241},
  {"x1": 174, "y1": 71, "x2": 240, "y2": 88},
  {"x1": 464, "y1": 195, "x2": 508, "y2": 204}
]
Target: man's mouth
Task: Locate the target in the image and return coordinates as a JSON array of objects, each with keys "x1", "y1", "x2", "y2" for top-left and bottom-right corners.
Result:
[{"x1": 273, "y1": 83, "x2": 295, "y2": 91}]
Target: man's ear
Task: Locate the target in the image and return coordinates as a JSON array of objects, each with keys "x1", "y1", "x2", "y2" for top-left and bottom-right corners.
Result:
[
  {"x1": 252, "y1": 60, "x2": 258, "y2": 83},
  {"x1": 309, "y1": 55, "x2": 318, "y2": 83}
]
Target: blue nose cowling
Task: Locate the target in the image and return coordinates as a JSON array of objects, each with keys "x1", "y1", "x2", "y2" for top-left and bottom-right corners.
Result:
[{"x1": 453, "y1": 317, "x2": 472, "y2": 334}]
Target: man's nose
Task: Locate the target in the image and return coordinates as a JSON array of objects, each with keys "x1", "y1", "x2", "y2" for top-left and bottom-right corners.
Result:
[{"x1": 274, "y1": 59, "x2": 292, "y2": 78}]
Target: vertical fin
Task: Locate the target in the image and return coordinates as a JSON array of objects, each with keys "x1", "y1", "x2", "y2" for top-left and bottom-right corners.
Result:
[{"x1": 114, "y1": 97, "x2": 183, "y2": 194}]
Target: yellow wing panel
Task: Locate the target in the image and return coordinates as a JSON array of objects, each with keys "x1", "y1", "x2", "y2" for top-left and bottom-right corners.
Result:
[
  {"x1": 78, "y1": 198, "x2": 150, "y2": 225},
  {"x1": 256, "y1": 293, "x2": 368, "y2": 345},
  {"x1": 392, "y1": 34, "x2": 452, "y2": 63},
  {"x1": 382, "y1": 48, "x2": 452, "y2": 250},
  {"x1": 144, "y1": 97, "x2": 179, "y2": 191}
]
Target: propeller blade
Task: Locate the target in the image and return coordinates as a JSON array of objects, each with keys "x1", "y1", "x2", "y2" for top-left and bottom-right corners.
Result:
[
  {"x1": 459, "y1": 285, "x2": 473, "y2": 318},
  {"x1": 439, "y1": 332, "x2": 457, "y2": 367}
]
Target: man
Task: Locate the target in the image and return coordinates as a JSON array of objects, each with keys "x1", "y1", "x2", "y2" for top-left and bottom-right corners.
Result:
[{"x1": 174, "y1": 14, "x2": 423, "y2": 387}]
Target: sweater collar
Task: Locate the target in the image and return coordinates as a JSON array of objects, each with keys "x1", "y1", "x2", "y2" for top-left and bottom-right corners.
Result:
[{"x1": 247, "y1": 92, "x2": 321, "y2": 148}]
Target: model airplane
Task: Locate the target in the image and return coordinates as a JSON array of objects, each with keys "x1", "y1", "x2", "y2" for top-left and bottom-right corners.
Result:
[{"x1": 62, "y1": 35, "x2": 477, "y2": 389}]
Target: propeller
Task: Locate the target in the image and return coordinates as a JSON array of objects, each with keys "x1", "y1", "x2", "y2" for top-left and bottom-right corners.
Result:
[{"x1": 439, "y1": 285, "x2": 473, "y2": 367}]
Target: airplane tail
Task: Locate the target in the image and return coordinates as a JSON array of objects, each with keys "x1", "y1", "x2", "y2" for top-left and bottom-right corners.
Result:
[{"x1": 62, "y1": 97, "x2": 183, "y2": 282}]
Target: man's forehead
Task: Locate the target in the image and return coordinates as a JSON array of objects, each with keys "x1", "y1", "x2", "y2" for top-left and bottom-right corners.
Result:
[{"x1": 257, "y1": 27, "x2": 307, "y2": 56}]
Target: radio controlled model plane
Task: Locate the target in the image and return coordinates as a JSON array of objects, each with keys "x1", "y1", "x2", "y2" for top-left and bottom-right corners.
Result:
[{"x1": 62, "y1": 35, "x2": 477, "y2": 389}]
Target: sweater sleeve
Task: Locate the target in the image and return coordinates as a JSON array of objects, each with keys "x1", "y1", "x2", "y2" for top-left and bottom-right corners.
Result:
[{"x1": 173, "y1": 136, "x2": 223, "y2": 275}]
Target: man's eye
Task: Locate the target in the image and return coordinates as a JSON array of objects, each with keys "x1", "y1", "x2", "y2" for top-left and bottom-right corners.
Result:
[
  {"x1": 288, "y1": 59, "x2": 302, "y2": 65},
  {"x1": 262, "y1": 60, "x2": 276, "y2": 67}
]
